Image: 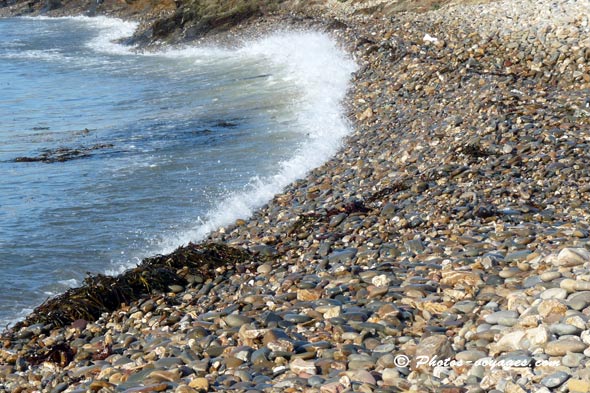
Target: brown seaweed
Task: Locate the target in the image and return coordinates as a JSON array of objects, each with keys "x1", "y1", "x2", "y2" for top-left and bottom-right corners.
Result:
[
  {"x1": 12, "y1": 143, "x2": 114, "y2": 163},
  {"x1": 286, "y1": 213, "x2": 320, "y2": 236},
  {"x1": 25, "y1": 342, "x2": 74, "y2": 367},
  {"x1": 12, "y1": 242, "x2": 250, "y2": 330},
  {"x1": 462, "y1": 143, "x2": 492, "y2": 158}
]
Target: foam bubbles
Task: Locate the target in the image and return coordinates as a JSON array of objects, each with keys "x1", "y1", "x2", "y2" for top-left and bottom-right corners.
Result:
[
  {"x1": 25, "y1": 15, "x2": 138, "y2": 54},
  {"x1": 2, "y1": 308, "x2": 34, "y2": 329},
  {"x1": 1, "y1": 48, "x2": 69, "y2": 62},
  {"x1": 153, "y1": 31, "x2": 357, "y2": 253},
  {"x1": 18, "y1": 16, "x2": 357, "y2": 270}
]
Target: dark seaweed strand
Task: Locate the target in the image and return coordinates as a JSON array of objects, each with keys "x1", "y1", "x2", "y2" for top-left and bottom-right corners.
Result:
[{"x1": 11, "y1": 243, "x2": 251, "y2": 330}]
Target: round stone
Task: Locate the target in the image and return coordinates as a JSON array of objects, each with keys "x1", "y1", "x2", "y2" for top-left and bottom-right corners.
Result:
[
  {"x1": 540, "y1": 288, "x2": 568, "y2": 300},
  {"x1": 541, "y1": 371, "x2": 570, "y2": 388},
  {"x1": 484, "y1": 310, "x2": 519, "y2": 326},
  {"x1": 550, "y1": 323, "x2": 582, "y2": 336},
  {"x1": 225, "y1": 314, "x2": 254, "y2": 328},
  {"x1": 257, "y1": 263, "x2": 272, "y2": 274},
  {"x1": 545, "y1": 339, "x2": 587, "y2": 356}
]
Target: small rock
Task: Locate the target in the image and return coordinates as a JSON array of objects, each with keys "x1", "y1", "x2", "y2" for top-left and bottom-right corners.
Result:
[
  {"x1": 257, "y1": 263, "x2": 272, "y2": 274},
  {"x1": 123, "y1": 384, "x2": 169, "y2": 393},
  {"x1": 328, "y1": 248, "x2": 357, "y2": 263},
  {"x1": 297, "y1": 288, "x2": 322, "y2": 301},
  {"x1": 484, "y1": 310, "x2": 519, "y2": 326},
  {"x1": 560, "y1": 279, "x2": 590, "y2": 292},
  {"x1": 550, "y1": 323, "x2": 582, "y2": 336},
  {"x1": 440, "y1": 271, "x2": 483, "y2": 287},
  {"x1": 323, "y1": 306, "x2": 341, "y2": 319},
  {"x1": 381, "y1": 368, "x2": 399, "y2": 386},
  {"x1": 290, "y1": 358, "x2": 317, "y2": 375},
  {"x1": 329, "y1": 213, "x2": 347, "y2": 227},
  {"x1": 453, "y1": 300, "x2": 477, "y2": 313},
  {"x1": 541, "y1": 271, "x2": 561, "y2": 282},
  {"x1": 148, "y1": 370, "x2": 181, "y2": 382},
  {"x1": 545, "y1": 338, "x2": 587, "y2": 356},
  {"x1": 556, "y1": 248, "x2": 590, "y2": 267},
  {"x1": 189, "y1": 378, "x2": 209, "y2": 391},
  {"x1": 358, "y1": 107, "x2": 373, "y2": 121},
  {"x1": 412, "y1": 335, "x2": 455, "y2": 371},
  {"x1": 371, "y1": 274, "x2": 391, "y2": 287},
  {"x1": 568, "y1": 379, "x2": 590, "y2": 393},
  {"x1": 250, "y1": 245, "x2": 277, "y2": 258},
  {"x1": 175, "y1": 386, "x2": 197, "y2": 393},
  {"x1": 541, "y1": 371, "x2": 570, "y2": 388},
  {"x1": 404, "y1": 239, "x2": 424, "y2": 253},
  {"x1": 540, "y1": 288, "x2": 568, "y2": 300},
  {"x1": 343, "y1": 369, "x2": 376, "y2": 384},
  {"x1": 320, "y1": 382, "x2": 345, "y2": 393},
  {"x1": 562, "y1": 352, "x2": 585, "y2": 368},
  {"x1": 263, "y1": 329, "x2": 294, "y2": 352},
  {"x1": 380, "y1": 203, "x2": 396, "y2": 219},
  {"x1": 491, "y1": 330, "x2": 526, "y2": 354},
  {"x1": 456, "y1": 350, "x2": 487, "y2": 362},
  {"x1": 538, "y1": 299, "x2": 568, "y2": 319},
  {"x1": 168, "y1": 285, "x2": 184, "y2": 293},
  {"x1": 225, "y1": 314, "x2": 253, "y2": 328}
]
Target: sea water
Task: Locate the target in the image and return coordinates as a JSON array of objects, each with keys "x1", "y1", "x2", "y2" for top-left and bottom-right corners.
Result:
[{"x1": 0, "y1": 16, "x2": 356, "y2": 327}]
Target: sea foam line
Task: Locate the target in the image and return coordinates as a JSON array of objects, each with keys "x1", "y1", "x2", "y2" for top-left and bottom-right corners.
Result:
[
  {"x1": 29, "y1": 16, "x2": 357, "y2": 270},
  {"x1": 24, "y1": 15, "x2": 138, "y2": 54},
  {"x1": 148, "y1": 31, "x2": 357, "y2": 256}
]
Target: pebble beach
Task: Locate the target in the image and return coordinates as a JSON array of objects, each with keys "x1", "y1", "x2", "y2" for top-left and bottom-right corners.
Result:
[{"x1": 3, "y1": 0, "x2": 590, "y2": 392}]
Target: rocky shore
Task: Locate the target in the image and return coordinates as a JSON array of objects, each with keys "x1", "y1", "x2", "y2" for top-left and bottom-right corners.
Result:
[{"x1": 3, "y1": 0, "x2": 590, "y2": 392}]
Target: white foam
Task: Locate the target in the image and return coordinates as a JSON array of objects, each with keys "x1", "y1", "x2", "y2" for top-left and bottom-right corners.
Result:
[
  {"x1": 24, "y1": 15, "x2": 138, "y2": 54},
  {"x1": 152, "y1": 31, "x2": 357, "y2": 254},
  {"x1": 18, "y1": 16, "x2": 357, "y2": 270},
  {"x1": 81, "y1": 16, "x2": 138, "y2": 54},
  {"x1": 58, "y1": 278, "x2": 79, "y2": 287},
  {"x1": 0, "y1": 307, "x2": 33, "y2": 330},
  {"x1": 1, "y1": 48, "x2": 68, "y2": 61}
]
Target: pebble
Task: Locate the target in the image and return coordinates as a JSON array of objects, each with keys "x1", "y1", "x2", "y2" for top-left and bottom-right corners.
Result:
[
  {"x1": 550, "y1": 323, "x2": 582, "y2": 336},
  {"x1": 541, "y1": 371, "x2": 570, "y2": 388},
  {"x1": 557, "y1": 248, "x2": 590, "y2": 267},
  {"x1": 225, "y1": 314, "x2": 254, "y2": 328},
  {"x1": 484, "y1": 310, "x2": 519, "y2": 326},
  {"x1": 541, "y1": 288, "x2": 568, "y2": 300},
  {"x1": 562, "y1": 352, "x2": 585, "y2": 368},
  {"x1": 289, "y1": 358, "x2": 317, "y2": 375},
  {"x1": 189, "y1": 378, "x2": 209, "y2": 391},
  {"x1": 257, "y1": 263, "x2": 272, "y2": 274},
  {"x1": 568, "y1": 379, "x2": 590, "y2": 393},
  {"x1": 545, "y1": 339, "x2": 587, "y2": 356}
]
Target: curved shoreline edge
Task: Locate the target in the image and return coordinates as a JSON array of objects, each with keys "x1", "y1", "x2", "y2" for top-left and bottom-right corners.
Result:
[
  {"x1": 1, "y1": 18, "x2": 358, "y2": 329},
  {"x1": 3, "y1": 0, "x2": 590, "y2": 391}
]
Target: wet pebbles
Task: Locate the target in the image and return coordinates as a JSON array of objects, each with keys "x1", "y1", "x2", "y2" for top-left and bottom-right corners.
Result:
[{"x1": 2, "y1": 0, "x2": 590, "y2": 391}]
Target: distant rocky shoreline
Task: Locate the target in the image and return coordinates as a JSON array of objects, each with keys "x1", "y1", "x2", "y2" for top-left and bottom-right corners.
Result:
[{"x1": 3, "y1": 0, "x2": 590, "y2": 392}]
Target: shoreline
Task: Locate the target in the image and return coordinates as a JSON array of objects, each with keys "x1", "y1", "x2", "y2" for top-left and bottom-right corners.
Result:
[
  {"x1": 1, "y1": 15, "x2": 358, "y2": 331},
  {"x1": 3, "y1": 0, "x2": 590, "y2": 391}
]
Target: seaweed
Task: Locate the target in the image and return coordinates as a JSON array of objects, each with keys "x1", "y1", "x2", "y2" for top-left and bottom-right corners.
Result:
[
  {"x1": 367, "y1": 178, "x2": 411, "y2": 202},
  {"x1": 12, "y1": 143, "x2": 114, "y2": 163},
  {"x1": 462, "y1": 143, "x2": 492, "y2": 158},
  {"x1": 326, "y1": 200, "x2": 371, "y2": 217},
  {"x1": 473, "y1": 204, "x2": 499, "y2": 218},
  {"x1": 286, "y1": 213, "x2": 320, "y2": 236},
  {"x1": 25, "y1": 342, "x2": 74, "y2": 367},
  {"x1": 13, "y1": 243, "x2": 250, "y2": 330}
]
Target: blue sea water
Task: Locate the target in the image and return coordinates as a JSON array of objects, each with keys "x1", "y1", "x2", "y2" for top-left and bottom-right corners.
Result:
[{"x1": 0, "y1": 16, "x2": 356, "y2": 327}]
